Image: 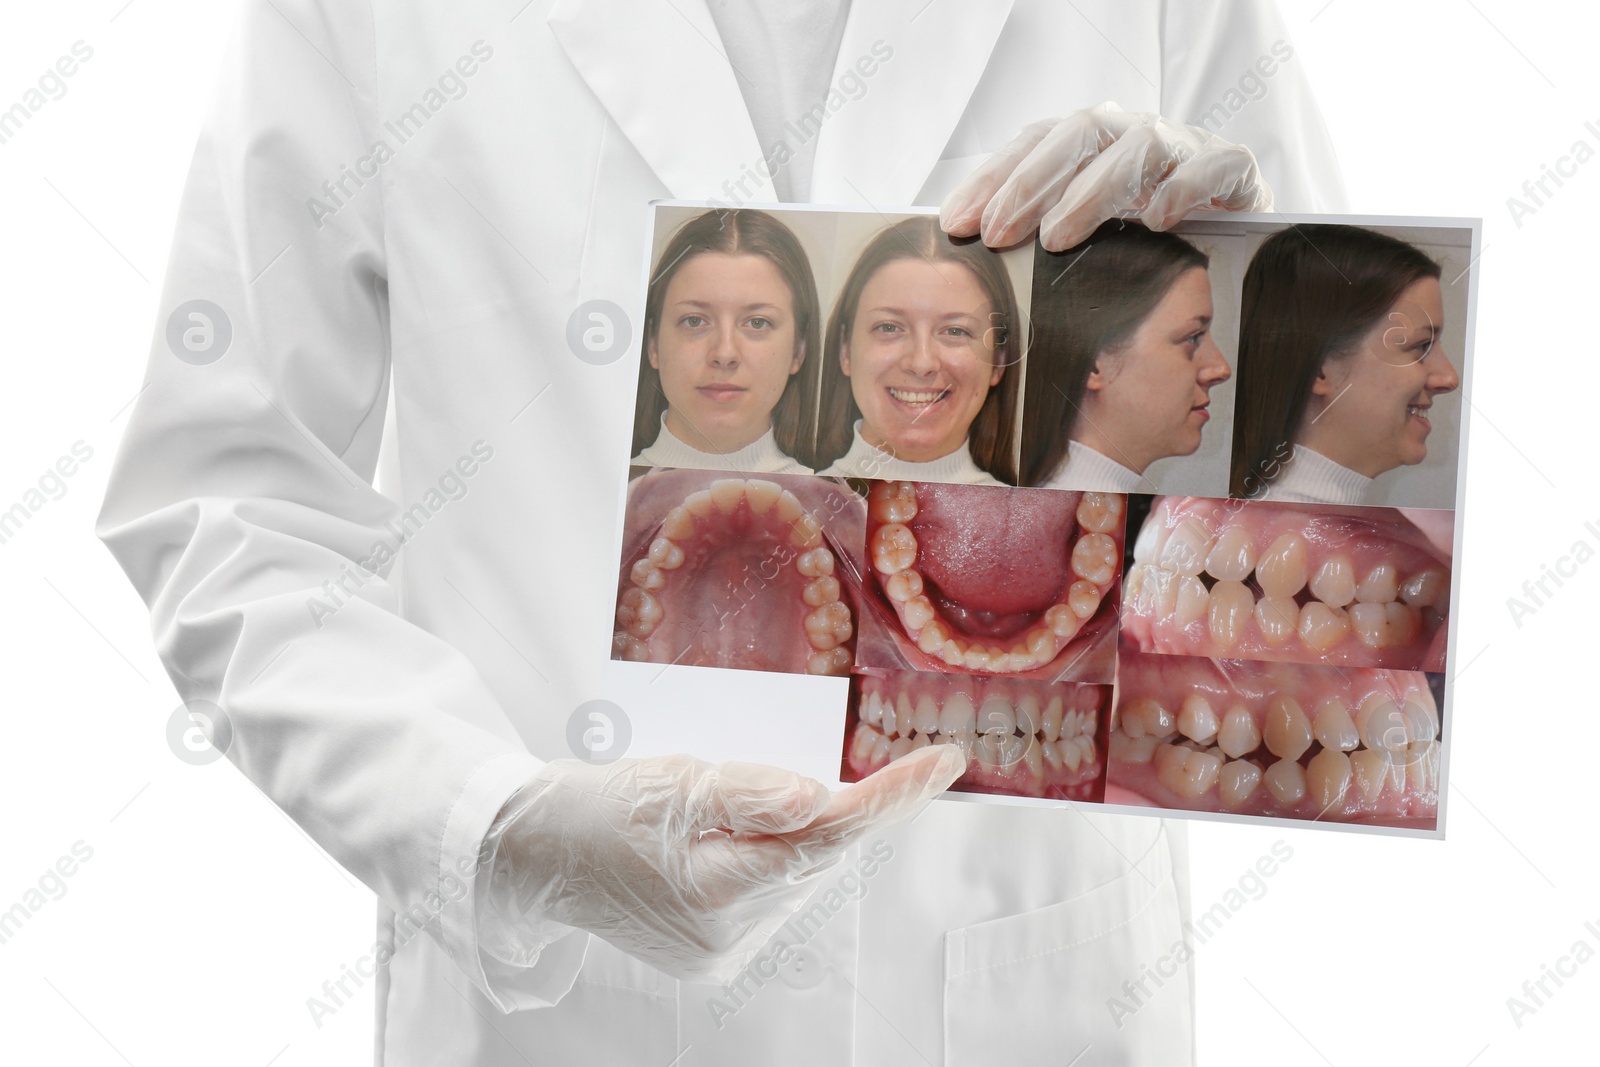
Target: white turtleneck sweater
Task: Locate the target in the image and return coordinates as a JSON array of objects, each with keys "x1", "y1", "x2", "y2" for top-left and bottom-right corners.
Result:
[
  {"x1": 1041, "y1": 440, "x2": 1148, "y2": 493},
  {"x1": 818, "y1": 421, "x2": 1002, "y2": 484},
  {"x1": 633, "y1": 417, "x2": 814, "y2": 475},
  {"x1": 1254, "y1": 444, "x2": 1373, "y2": 504}
]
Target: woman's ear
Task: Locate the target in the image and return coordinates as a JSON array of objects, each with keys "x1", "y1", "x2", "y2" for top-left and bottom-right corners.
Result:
[
  {"x1": 647, "y1": 332, "x2": 660, "y2": 371},
  {"x1": 1309, "y1": 362, "x2": 1334, "y2": 396},
  {"x1": 1084, "y1": 359, "x2": 1107, "y2": 393},
  {"x1": 790, "y1": 339, "x2": 806, "y2": 376},
  {"x1": 839, "y1": 335, "x2": 852, "y2": 377}
]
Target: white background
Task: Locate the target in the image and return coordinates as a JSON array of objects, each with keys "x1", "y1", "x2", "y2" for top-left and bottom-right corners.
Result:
[{"x1": 0, "y1": 1, "x2": 1592, "y2": 1064}]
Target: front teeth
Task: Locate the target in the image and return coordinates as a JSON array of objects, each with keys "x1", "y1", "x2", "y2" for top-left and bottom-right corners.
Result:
[{"x1": 887, "y1": 387, "x2": 948, "y2": 404}]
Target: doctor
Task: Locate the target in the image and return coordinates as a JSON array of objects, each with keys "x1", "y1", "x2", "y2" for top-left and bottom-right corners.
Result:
[{"x1": 97, "y1": 1, "x2": 1346, "y2": 1063}]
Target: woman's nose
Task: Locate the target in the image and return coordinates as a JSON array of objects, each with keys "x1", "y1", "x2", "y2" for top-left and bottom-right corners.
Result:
[
  {"x1": 1424, "y1": 344, "x2": 1459, "y2": 395},
  {"x1": 900, "y1": 329, "x2": 940, "y2": 375},
  {"x1": 1198, "y1": 336, "x2": 1231, "y2": 385},
  {"x1": 707, "y1": 324, "x2": 740, "y2": 368}
]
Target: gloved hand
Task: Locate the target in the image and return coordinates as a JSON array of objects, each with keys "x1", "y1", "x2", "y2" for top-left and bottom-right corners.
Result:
[
  {"x1": 476, "y1": 744, "x2": 964, "y2": 982},
  {"x1": 941, "y1": 101, "x2": 1274, "y2": 252}
]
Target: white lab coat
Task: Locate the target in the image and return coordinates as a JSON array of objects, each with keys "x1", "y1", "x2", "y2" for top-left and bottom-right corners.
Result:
[{"x1": 97, "y1": 1, "x2": 1346, "y2": 1063}]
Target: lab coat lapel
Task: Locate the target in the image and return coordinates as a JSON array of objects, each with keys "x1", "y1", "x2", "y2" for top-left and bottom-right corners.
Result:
[
  {"x1": 808, "y1": 0, "x2": 1015, "y2": 205},
  {"x1": 547, "y1": 0, "x2": 775, "y2": 201}
]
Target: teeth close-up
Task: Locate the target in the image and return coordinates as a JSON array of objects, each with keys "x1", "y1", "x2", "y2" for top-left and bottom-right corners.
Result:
[
  {"x1": 848, "y1": 675, "x2": 1106, "y2": 800},
  {"x1": 886, "y1": 387, "x2": 948, "y2": 404},
  {"x1": 1107, "y1": 652, "x2": 1442, "y2": 827},
  {"x1": 1120, "y1": 497, "x2": 1451, "y2": 670}
]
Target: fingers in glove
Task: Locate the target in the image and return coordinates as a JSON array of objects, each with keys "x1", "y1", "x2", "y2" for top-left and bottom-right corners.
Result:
[
  {"x1": 940, "y1": 118, "x2": 1059, "y2": 237},
  {"x1": 1037, "y1": 120, "x2": 1197, "y2": 251},
  {"x1": 688, "y1": 760, "x2": 834, "y2": 835},
  {"x1": 977, "y1": 106, "x2": 1150, "y2": 248},
  {"x1": 791, "y1": 743, "x2": 965, "y2": 852},
  {"x1": 1139, "y1": 143, "x2": 1271, "y2": 232}
]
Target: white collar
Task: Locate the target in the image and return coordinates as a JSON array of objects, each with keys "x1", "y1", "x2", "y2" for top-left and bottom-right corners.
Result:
[
  {"x1": 819, "y1": 421, "x2": 1002, "y2": 484},
  {"x1": 1257, "y1": 445, "x2": 1374, "y2": 505},
  {"x1": 633, "y1": 417, "x2": 813, "y2": 475},
  {"x1": 1043, "y1": 440, "x2": 1147, "y2": 493}
]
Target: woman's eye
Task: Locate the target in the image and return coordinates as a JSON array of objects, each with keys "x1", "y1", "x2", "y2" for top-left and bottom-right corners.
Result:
[
  {"x1": 680, "y1": 315, "x2": 708, "y2": 329},
  {"x1": 872, "y1": 322, "x2": 901, "y2": 335},
  {"x1": 747, "y1": 316, "x2": 772, "y2": 330},
  {"x1": 943, "y1": 326, "x2": 973, "y2": 339}
]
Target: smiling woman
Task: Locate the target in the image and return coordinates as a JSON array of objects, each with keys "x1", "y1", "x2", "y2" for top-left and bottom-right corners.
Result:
[
  {"x1": 632, "y1": 209, "x2": 822, "y2": 474},
  {"x1": 1230, "y1": 224, "x2": 1461, "y2": 504},
  {"x1": 810, "y1": 216, "x2": 1022, "y2": 484}
]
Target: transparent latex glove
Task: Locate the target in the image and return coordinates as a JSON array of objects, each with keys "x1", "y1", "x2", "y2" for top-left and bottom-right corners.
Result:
[
  {"x1": 476, "y1": 745, "x2": 964, "y2": 983},
  {"x1": 941, "y1": 101, "x2": 1274, "y2": 251}
]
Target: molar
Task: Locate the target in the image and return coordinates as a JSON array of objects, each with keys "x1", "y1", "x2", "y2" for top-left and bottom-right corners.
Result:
[
  {"x1": 1071, "y1": 532, "x2": 1119, "y2": 585},
  {"x1": 648, "y1": 537, "x2": 685, "y2": 570},
  {"x1": 869, "y1": 481, "x2": 918, "y2": 524},
  {"x1": 1156, "y1": 745, "x2": 1222, "y2": 799},
  {"x1": 797, "y1": 547, "x2": 835, "y2": 578},
  {"x1": 1076, "y1": 492, "x2": 1125, "y2": 534},
  {"x1": 1399, "y1": 566, "x2": 1447, "y2": 608},
  {"x1": 1297, "y1": 601, "x2": 1350, "y2": 653},
  {"x1": 871, "y1": 523, "x2": 917, "y2": 575}
]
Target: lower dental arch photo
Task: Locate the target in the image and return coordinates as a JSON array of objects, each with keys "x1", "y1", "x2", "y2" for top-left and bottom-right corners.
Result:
[{"x1": 605, "y1": 203, "x2": 1472, "y2": 838}]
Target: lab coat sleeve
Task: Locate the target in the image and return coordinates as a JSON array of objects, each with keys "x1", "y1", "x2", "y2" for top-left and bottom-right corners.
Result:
[
  {"x1": 1161, "y1": 0, "x2": 1350, "y2": 213},
  {"x1": 95, "y1": 0, "x2": 587, "y2": 1012}
]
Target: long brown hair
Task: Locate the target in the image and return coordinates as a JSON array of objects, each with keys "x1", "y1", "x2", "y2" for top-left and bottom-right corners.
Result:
[
  {"x1": 1020, "y1": 221, "x2": 1209, "y2": 487},
  {"x1": 810, "y1": 216, "x2": 1021, "y2": 483},
  {"x1": 1229, "y1": 225, "x2": 1440, "y2": 497},
  {"x1": 632, "y1": 209, "x2": 821, "y2": 460}
]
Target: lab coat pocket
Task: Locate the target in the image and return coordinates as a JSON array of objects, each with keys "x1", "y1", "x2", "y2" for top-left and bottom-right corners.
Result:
[{"x1": 942, "y1": 827, "x2": 1192, "y2": 1067}]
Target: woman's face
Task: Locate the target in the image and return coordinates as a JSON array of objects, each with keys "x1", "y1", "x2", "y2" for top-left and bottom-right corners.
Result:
[
  {"x1": 1303, "y1": 276, "x2": 1458, "y2": 476},
  {"x1": 648, "y1": 252, "x2": 802, "y2": 453},
  {"x1": 1077, "y1": 267, "x2": 1230, "y2": 472},
  {"x1": 841, "y1": 258, "x2": 1004, "y2": 463}
]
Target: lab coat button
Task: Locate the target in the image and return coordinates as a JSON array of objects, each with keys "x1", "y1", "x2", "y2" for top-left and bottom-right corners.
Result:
[{"x1": 778, "y1": 946, "x2": 828, "y2": 990}]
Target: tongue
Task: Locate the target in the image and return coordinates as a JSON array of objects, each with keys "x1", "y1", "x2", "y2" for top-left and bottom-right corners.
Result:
[{"x1": 910, "y1": 484, "x2": 1081, "y2": 615}]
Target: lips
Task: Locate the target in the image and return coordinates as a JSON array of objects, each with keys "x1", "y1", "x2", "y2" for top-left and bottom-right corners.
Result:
[{"x1": 697, "y1": 384, "x2": 747, "y2": 402}]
